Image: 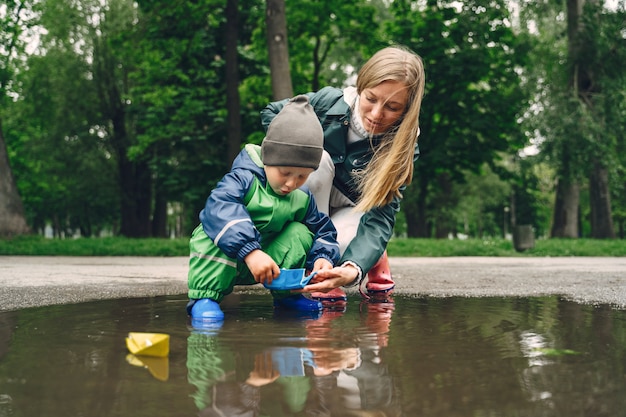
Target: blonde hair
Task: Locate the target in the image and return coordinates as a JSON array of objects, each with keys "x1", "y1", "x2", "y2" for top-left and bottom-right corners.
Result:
[{"x1": 353, "y1": 46, "x2": 425, "y2": 212}]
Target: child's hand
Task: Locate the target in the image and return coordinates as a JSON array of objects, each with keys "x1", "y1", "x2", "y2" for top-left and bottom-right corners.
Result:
[
  {"x1": 311, "y1": 258, "x2": 333, "y2": 274},
  {"x1": 244, "y1": 249, "x2": 280, "y2": 284},
  {"x1": 303, "y1": 258, "x2": 335, "y2": 287}
]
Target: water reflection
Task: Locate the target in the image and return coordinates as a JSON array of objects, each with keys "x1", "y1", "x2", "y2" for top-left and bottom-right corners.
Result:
[
  {"x1": 188, "y1": 299, "x2": 397, "y2": 416},
  {"x1": 0, "y1": 293, "x2": 625, "y2": 417}
]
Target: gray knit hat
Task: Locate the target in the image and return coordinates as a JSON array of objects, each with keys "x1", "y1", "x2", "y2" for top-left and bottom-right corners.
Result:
[{"x1": 261, "y1": 95, "x2": 324, "y2": 169}]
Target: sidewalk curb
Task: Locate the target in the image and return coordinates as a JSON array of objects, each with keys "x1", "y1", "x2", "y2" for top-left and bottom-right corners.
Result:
[{"x1": 1, "y1": 256, "x2": 625, "y2": 311}]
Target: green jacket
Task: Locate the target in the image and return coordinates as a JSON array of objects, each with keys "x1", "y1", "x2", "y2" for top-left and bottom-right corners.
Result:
[{"x1": 260, "y1": 87, "x2": 420, "y2": 275}]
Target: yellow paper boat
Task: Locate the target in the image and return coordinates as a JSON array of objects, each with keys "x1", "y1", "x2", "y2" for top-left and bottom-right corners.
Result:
[
  {"x1": 126, "y1": 354, "x2": 169, "y2": 381},
  {"x1": 125, "y1": 332, "x2": 170, "y2": 357}
]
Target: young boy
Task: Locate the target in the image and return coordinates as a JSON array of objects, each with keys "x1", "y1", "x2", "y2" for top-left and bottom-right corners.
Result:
[{"x1": 187, "y1": 95, "x2": 340, "y2": 324}]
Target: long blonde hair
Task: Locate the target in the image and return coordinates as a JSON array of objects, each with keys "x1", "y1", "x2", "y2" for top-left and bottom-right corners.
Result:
[{"x1": 353, "y1": 46, "x2": 425, "y2": 212}]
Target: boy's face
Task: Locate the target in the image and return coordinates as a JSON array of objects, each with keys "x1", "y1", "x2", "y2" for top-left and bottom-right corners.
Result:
[{"x1": 265, "y1": 166, "x2": 315, "y2": 196}]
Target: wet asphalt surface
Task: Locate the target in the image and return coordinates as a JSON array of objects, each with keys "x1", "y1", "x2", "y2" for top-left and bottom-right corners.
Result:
[{"x1": 1, "y1": 256, "x2": 625, "y2": 312}]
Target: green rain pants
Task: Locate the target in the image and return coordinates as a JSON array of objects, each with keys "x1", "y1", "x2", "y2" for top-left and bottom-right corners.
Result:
[{"x1": 187, "y1": 222, "x2": 314, "y2": 302}]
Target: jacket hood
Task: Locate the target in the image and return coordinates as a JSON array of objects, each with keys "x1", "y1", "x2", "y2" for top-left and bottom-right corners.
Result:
[{"x1": 231, "y1": 144, "x2": 266, "y2": 180}]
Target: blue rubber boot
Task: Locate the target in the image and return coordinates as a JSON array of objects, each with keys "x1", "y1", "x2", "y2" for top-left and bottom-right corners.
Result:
[
  {"x1": 190, "y1": 298, "x2": 225, "y2": 321},
  {"x1": 273, "y1": 294, "x2": 323, "y2": 312}
]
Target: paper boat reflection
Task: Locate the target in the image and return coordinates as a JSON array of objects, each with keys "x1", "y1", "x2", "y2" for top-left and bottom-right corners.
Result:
[
  {"x1": 126, "y1": 354, "x2": 169, "y2": 381},
  {"x1": 263, "y1": 268, "x2": 317, "y2": 290},
  {"x1": 125, "y1": 332, "x2": 170, "y2": 357}
]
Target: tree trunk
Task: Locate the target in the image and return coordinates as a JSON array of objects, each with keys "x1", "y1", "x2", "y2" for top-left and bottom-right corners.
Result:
[
  {"x1": 93, "y1": 30, "x2": 153, "y2": 238},
  {"x1": 404, "y1": 197, "x2": 419, "y2": 237},
  {"x1": 265, "y1": 0, "x2": 293, "y2": 100},
  {"x1": 551, "y1": 179, "x2": 579, "y2": 238},
  {"x1": 110, "y1": 106, "x2": 152, "y2": 238},
  {"x1": 152, "y1": 188, "x2": 168, "y2": 238},
  {"x1": 589, "y1": 163, "x2": 615, "y2": 238},
  {"x1": 225, "y1": 0, "x2": 242, "y2": 164},
  {"x1": 567, "y1": 0, "x2": 613, "y2": 239},
  {"x1": 549, "y1": 0, "x2": 587, "y2": 240},
  {"x1": 434, "y1": 173, "x2": 455, "y2": 238},
  {"x1": 0, "y1": 2, "x2": 30, "y2": 237},
  {"x1": 118, "y1": 153, "x2": 152, "y2": 237},
  {"x1": 0, "y1": 120, "x2": 30, "y2": 237},
  {"x1": 405, "y1": 175, "x2": 429, "y2": 237}
]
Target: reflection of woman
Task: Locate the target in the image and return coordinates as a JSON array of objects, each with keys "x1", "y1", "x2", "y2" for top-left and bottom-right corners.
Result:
[
  {"x1": 343, "y1": 302, "x2": 397, "y2": 412},
  {"x1": 305, "y1": 302, "x2": 400, "y2": 415},
  {"x1": 261, "y1": 46, "x2": 425, "y2": 303}
]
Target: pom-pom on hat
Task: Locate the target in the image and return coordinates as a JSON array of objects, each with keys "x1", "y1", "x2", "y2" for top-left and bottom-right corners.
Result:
[{"x1": 261, "y1": 95, "x2": 324, "y2": 169}]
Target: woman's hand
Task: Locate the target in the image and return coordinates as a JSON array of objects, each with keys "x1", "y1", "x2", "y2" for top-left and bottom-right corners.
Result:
[
  {"x1": 244, "y1": 249, "x2": 280, "y2": 284},
  {"x1": 301, "y1": 264, "x2": 359, "y2": 293},
  {"x1": 246, "y1": 352, "x2": 280, "y2": 387}
]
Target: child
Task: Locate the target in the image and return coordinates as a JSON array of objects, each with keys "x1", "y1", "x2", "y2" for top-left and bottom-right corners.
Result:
[{"x1": 187, "y1": 95, "x2": 340, "y2": 324}]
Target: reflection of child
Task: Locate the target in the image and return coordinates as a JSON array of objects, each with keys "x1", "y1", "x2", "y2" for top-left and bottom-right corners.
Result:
[
  {"x1": 187, "y1": 95, "x2": 340, "y2": 324},
  {"x1": 187, "y1": 337, "x2": 331, "y2": 417}
]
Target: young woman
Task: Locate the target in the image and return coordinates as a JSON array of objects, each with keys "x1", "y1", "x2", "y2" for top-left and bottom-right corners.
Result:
[{"x1": 260, "y1": 45, "x2": 425, "y2": 303}]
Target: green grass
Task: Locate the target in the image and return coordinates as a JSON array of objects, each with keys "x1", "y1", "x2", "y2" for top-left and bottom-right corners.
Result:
[
  {"x1": 387, "y1": 237, "x2": 626, "y2": 257},
  {"x1": 0, "y1": 235, "x2": 189, "y2": 256},
  {"x1": 1, "y1": 235, "x2": 624, "y2": 257}
]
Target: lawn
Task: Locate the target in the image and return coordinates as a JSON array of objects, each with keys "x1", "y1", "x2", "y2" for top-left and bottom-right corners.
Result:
[{"x1": 1, "y1": 235, "x2": 624, "y2": 257}]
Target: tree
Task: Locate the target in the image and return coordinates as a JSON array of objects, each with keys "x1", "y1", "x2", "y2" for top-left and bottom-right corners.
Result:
[
  {"x1": 0, "y1": 123, "x2": 30, "y2": 237},
  {"x1": 575, "y1": 1, "x2": 620, "y2": 238},
  {"x1": 285, "y1": 0, "x2": 381, "y2": 92},
  {"x1": 388, "y1": 0, "x2": 529, "y2": 237},
  {"x1": 549, "y1": 0, "x2": 590, "y2": 238},
  {"x1": 0, "y1": 0, "x2": 33, "y2": 236},
  {"x1": 521, "y1": 0, "x2": 623, "y2": 238},
  {"x1": 265, "y1": 0, "x2": 293, "y2": 99},
  {"x1": 9, "y1": 47, "x2": 118, "y2": 237},
  {"x1": 225, "y1": 0, "x2": 243, "y2": 164},
  {"x1": 131, "y1": 0, "x2": 264, "y2": 236},
  {"x1": 89, "y1": 0, "x2": 153, "y2": 237}
]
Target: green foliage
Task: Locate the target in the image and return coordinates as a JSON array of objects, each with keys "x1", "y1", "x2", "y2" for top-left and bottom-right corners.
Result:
[
  {"x1": 387, "y1": 237, "x2": 626, "y2": 257},
  {"x1": 519, "y1": 1, "x2": 625, "y2": 238},
  {"x1": 2, "y1": 235, "x2": 624, "y2": 257},
  {"x1": 130, "y1": 0, "x2": 234, "y2": 217},
  {"x1": 533, "y1": 348, "x2": 582, "y2": 357},
  {"x1": 512, "y1": 156, "x2": 554, "y2": 237},
  {"x1": 2, "y1": 0, "x2": 624, "y2": 241},
  {"x1": 127, "y1": 0, "x2": 268, "y2": 226},
  {"x1": 0, "y1": 235, "x2": 189, "y2": 256},
  {"x1": 5, "y1": 25, "x2": 119, "y2": 236},
  {"x1": 387, "y1": 0, "x2": 530, "y2": 237},
  {"x1": 454, "y1": 164, "x2": 511, "y2": 238},
  {"x1": 524, "y1": 237, "x2": 626, "y2": 257},
  {"x1": 285, "y1": 0, "x2": 383, "y2": 91},
  {"x1": 0, "y1": 0, "x2": 42, "y2": 91}
]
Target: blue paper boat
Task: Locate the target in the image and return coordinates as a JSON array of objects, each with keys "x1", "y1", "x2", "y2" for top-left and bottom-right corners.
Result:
[{"x1": 263, "y1": 268, "x2": 317, "y2": 290}]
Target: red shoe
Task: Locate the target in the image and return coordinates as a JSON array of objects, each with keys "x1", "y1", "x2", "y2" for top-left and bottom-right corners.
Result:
[
  {"x1": 365, "y1": 251, "x2": 395, "y2": 299},
  {"x1": 311, "y1": 287, "x2": 348, "y2": 308}
]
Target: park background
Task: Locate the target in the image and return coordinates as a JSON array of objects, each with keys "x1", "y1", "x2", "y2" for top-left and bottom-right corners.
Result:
[{"x1": 1, "y1": 0, "x2": 625, "y2": 250}]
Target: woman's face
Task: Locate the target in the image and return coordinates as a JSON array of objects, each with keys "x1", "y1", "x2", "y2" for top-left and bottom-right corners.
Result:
[{"x1": 358, "y1": 80, "x2": 408, "y2": 135}]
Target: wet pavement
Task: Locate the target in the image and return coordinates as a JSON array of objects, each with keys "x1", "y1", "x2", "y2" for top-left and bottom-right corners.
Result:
[{"x1": 1, "y1": 256, "x2": 625, "y2": 311}]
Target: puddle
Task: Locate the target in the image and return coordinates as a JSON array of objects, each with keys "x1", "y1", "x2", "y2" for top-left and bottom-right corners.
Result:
[{"x1": 0, "y1": 293, "x2": 625, "y2": 416}]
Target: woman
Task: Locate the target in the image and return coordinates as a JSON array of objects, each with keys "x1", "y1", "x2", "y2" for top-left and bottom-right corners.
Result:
[{"x1": 260, "y1": 45, "x2": 425, "y2": 303}]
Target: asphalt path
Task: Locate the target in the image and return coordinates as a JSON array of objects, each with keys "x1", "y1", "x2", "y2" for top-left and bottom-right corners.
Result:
[{"x1": 1, "y1": 256, "x2": 625, "y2": 312}]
